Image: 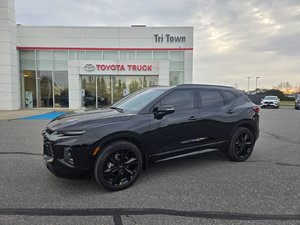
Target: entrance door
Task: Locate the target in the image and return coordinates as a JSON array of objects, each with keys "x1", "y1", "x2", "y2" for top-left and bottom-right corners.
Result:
[{"x1": 37, "y1": 71, "x2": 53, "y2": 107}]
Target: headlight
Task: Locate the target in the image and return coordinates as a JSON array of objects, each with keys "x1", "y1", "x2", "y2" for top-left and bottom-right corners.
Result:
[{"x1": 64, "y1": 147, "x2": 74, "y2": 165}]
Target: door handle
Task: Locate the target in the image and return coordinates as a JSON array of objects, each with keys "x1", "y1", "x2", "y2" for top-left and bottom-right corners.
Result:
[
  {"x1": 227, "y1": 109, "x2": 236, "y2": 114},
  {"x1": 188, "y1": 116, "x2": 197, "y2": 121}
]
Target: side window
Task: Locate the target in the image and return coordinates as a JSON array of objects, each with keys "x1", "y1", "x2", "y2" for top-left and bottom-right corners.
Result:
[
  {"x1": 199, "y1": 90, "x2": 224, "y2": 108},
  {"x1": 160, "y1": 90, "x2": 194, "y2": 111},
  {"x1": 222, "y1": 90, "x2": 238, "y2": 104}
]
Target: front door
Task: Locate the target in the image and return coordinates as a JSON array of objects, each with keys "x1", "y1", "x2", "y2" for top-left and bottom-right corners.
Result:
[{"x1": 146, "y1": 89, "x2": 201, "y2": 158}]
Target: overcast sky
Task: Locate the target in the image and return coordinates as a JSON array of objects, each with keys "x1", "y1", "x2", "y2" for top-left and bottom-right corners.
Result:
[{"x1": 15, "y1": 0, "x2": 300, "y2": 91}]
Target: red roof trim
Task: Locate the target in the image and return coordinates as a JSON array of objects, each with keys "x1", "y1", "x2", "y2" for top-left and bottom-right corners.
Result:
[{"x1": 16, "y1": 46, "x2": 193, "y2": 51}]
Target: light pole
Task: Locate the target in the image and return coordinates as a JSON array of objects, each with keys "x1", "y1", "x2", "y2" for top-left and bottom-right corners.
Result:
[
  {"x1": 247, "y1": 77, "x2": 251, "y2": 94},
  {"x1": 255, "y1": 76, "x2": 260, "y2": 94}
]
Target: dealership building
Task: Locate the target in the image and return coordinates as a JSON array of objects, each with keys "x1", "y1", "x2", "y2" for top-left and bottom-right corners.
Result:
[{"x1": 0, "y1": 0, "x2": 193, "y2": 110}]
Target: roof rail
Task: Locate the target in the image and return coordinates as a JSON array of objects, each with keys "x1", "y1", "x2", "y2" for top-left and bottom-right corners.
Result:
[{"x1": 177, "y1": 84, "x2": 235, "y2": 89}]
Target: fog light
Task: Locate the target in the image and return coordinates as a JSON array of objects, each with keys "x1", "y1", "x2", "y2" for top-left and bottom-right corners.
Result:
[{"x1": 64, "y1": 147, "x2": 74, "y2": 165}]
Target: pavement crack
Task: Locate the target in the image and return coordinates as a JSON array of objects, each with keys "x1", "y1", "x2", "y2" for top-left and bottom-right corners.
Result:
[
  {"x1": 0, "y1": 208, "x2": 299, "y2": 221},
  {"x1": 261, "y1": 130, "x2": 299, "y2": 144}
]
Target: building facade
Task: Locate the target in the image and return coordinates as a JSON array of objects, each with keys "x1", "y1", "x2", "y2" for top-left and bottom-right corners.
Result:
[{"x1": 0, "y1": 0, "x2": 193, "y2": 110}]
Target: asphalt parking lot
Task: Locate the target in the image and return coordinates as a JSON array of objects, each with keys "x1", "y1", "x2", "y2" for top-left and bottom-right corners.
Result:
[{"x1": 0, "y1": 108, "x2": 299, "y2": 225}]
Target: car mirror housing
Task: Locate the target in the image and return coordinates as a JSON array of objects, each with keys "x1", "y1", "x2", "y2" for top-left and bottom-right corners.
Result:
[{"x1": 153, "y1": 105, "x2": 175, "y2": 119}]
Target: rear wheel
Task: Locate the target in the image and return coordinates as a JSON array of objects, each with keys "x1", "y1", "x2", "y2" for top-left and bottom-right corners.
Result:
[
  {"x1": 228, "y1": 127, "x2": 255, "y2": 161},
  {"x1": 94, "y1": 140, "x2": 142, "y2": 191}
]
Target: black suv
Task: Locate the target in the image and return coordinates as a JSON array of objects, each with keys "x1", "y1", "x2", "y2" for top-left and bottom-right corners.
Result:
[{"x1": 42, "y1": 84, "x2": 259, "y2": 191}]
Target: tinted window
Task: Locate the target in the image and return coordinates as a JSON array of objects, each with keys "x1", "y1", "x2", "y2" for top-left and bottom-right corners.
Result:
[
  {"x1": 222, "y1": 90, "x2": 238, "y2": 103},
  {"x1": 160, "y1": 90, "x2": 194, "y2": 111},
  {"x1": 199, "y1": 90, "x2": 224, "y2": 108},
  {"x1": 112, "y1": 88, "x2": 167, "y2": 113}
]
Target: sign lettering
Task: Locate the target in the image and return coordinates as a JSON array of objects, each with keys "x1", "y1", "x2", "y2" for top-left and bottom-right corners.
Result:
[{"x1": 154, "y1": 34, "x2": 186, "y2": 43}]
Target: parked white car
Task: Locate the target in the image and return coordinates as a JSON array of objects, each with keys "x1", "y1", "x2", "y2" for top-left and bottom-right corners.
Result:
[{"x1": 261, "y1": 96, "x2": 280, "y2": 108}]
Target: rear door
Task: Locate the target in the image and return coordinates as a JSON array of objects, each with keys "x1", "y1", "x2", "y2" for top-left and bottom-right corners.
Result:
[{"x1": 197, "y1": 89, "x2": 234, "y2": 145}]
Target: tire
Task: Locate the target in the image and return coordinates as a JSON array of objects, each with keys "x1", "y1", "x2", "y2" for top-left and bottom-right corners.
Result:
[
  {"x1": 94, "y1": 140, "x2": 142, "y2": 191},
  {"x1": 227, "y1": 127, "x2": 255, "y2": 161}
]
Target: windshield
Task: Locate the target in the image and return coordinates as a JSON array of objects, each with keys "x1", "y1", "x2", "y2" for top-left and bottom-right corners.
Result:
[
  {"x1": 264, "y1": 96, "x2": 278, "y2": 100},
  {"x1": 111, "y1": 88, "x2": 167, "y2": 113}
]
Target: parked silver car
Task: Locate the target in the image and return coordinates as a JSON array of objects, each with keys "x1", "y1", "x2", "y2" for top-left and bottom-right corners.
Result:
[{"x1": 261, "y1": 96, "x2": 280, "y2": 108}]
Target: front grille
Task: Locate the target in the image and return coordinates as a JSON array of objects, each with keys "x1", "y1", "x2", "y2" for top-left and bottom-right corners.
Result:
[{"x1": 44, "y1": 137, "x2": 54, "y2": 157}]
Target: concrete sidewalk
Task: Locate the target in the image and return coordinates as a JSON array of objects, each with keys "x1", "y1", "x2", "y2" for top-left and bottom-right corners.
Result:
[{"x1": 0, "y1": 108, "x2": 72, "y2": 120}]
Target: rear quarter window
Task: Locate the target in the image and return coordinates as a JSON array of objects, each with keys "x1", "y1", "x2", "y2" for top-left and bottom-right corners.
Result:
[
  {"x1": 199, "y1": 90, "x2": 224, "y2": 108},
  {"x1": 222, "y1": 90, "x2": 239, "y2": 104}
]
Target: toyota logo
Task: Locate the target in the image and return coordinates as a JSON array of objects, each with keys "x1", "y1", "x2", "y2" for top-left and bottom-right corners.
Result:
[{"x1": 84, "y1": 64, "x2": 95, "y2": 71}]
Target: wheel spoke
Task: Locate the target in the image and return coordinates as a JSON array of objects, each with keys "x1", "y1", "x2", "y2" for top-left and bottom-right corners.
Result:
[
  {"x1": 123, "y1": 167, "x2": 134, "y2": 176},
  {"x1": 124, "y1": 157, "x2": 137, "y2": 165},
  {"x1": 109, "y1": 155, "x2": 119, "y2": 166},
  {"x1": 103, "y1": 167, "x2": 118, "y2": 177}
]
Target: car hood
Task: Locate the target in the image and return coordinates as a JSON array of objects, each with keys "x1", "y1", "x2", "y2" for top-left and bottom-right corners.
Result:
[{"x1": 47, "y1": 109, "x2": 134, "y2": 132}]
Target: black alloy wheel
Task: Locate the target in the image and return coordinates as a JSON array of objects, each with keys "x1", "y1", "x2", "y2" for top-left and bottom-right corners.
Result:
[
  {"x1": 94, "y1": 140, "x2": 142, "y2": 191},
  {"x1": 228, "y1": 127, "x2": 255, "y2": 161}
]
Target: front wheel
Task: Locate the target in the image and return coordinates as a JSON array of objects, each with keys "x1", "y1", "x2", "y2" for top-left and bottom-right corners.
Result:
[
  {"x1": 94, "y1": 140, "x2": 142, "y2": 191},
  {"x1": 227, "y1": 127, "x2": 255, "y2": 161}
]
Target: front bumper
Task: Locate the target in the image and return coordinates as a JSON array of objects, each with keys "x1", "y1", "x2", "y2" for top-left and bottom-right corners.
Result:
[
  {"x1": 44, "y1": 158, "x2": 91, "y2": 177},
  {"x1": 261, "y1": 102, "x2": 279, "y2": 108},
  {"x1": 42, "y1": 130, "x2": 99, "y2": 177}
]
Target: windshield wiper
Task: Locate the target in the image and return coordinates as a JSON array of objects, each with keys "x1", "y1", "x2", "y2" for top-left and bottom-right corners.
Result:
[{"x1": 111, "y1": 106, "x2": 124, "y2": 113}]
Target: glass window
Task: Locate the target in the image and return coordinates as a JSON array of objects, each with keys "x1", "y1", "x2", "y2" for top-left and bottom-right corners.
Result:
[
  {"x1": 86, "y1": 51, "x2": 102, "y2": 60},
  {"x1": 53, "y1": 51, "x2": 68, "y2": 60},
  {"x1": 136, "y1": 51, "x2": 152, "y2": 60},
  {"x1": 78, "y1": 51, "x2": 86, "y2": 60},
  {"x1": 81, "y1": 75, "x2": 97, "y2": 108},
  {"x1": 112, "y1": 88, "x2": 166, "y2": 113},
  {"x1": 53, "y1": 61, "x2": 68, "y2": 71},
  {"x1": 170, "y1": 51, "x2": 184, "y2": 60},
  {"x1": 37, "y1": 60, "x2": 53, "y2": 70},
  {"x1": 69, "y1": 51, "x2": 77, "y2": 59},
  {"x1": 222, "y1": 90, "x2": 237, "y2": 103},
  {"x1": 170, "y1": 61, "x2": 184, "y2": 71},
  {"x1": 20, "y1": 50, "x2": 35, "y2": 60},
  {"x1": 143, "y1": 76, "x2": 158, "y2": 88},
  {"x1": 153, "y1": 51, "x2": 169, "y2": 60},
  {"x1": 54, "y1": 71, "x2": 69, "y2": 107},
  {"x1": 36, "y1": 51, "x2": 52, "y2": 60},
  {"x1": 70, "y1": 51, "x2": 86, "y2": 60},
  {"x1": 161, "y1": 90, "x2": 194, "y2": 111},
  {"x1": 200, "y1": 90, "x2": 224, "y2": 108},
  {"x1": 20, "y1": 60, "x2": 35, "y2": 70},
  {"x1": 97, "y1": 76, "x2": 112, "y2": 107},
  {"x1": 103, "y1": 51, "x2": 118, "y2": 60},
  {"x1": 37, "y1": 71, "x2": 53, "y2": 107},
  {"x1": 120, "y1": 51, "x2": 135, "y2": 60},
  {"x1": 23, "y1": 70, "x2": 37, "y2": 108},
  {"x1": 169, "y1": 71, "x2": 184, "y2": 86}
]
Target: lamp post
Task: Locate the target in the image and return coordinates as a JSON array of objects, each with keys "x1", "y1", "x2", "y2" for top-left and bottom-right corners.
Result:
[
  {"x1": 255, "y1": 76, "x2": 260, "y2": 94},
  {"x1": 247, "y1": 77, "x2": 251, "y2": 94}
]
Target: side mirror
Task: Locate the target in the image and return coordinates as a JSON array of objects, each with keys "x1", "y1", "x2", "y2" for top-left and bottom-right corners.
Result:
[{"x1": 153, "y1": 105, "x2": 175, "y2": 119}]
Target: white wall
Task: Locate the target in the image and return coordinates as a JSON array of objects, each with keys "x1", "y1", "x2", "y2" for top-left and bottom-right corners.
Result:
[
  {"x1": 17, "y1": 26, "x2": 193, "y2": 49},
  {"x1": 0, "y1": 0, "x2": 19, "y2": 110}
]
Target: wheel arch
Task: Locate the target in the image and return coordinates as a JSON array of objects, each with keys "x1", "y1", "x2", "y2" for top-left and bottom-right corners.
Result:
[
  {"x1": 96, "y1": 131, "x2": 145, "y2": 154},
  {"x1": 91, "y1": 131, "x2": 149, "y2": 168},
  {"x1": 229, "y1": 120, "x2": 258, "y2": 140}
]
